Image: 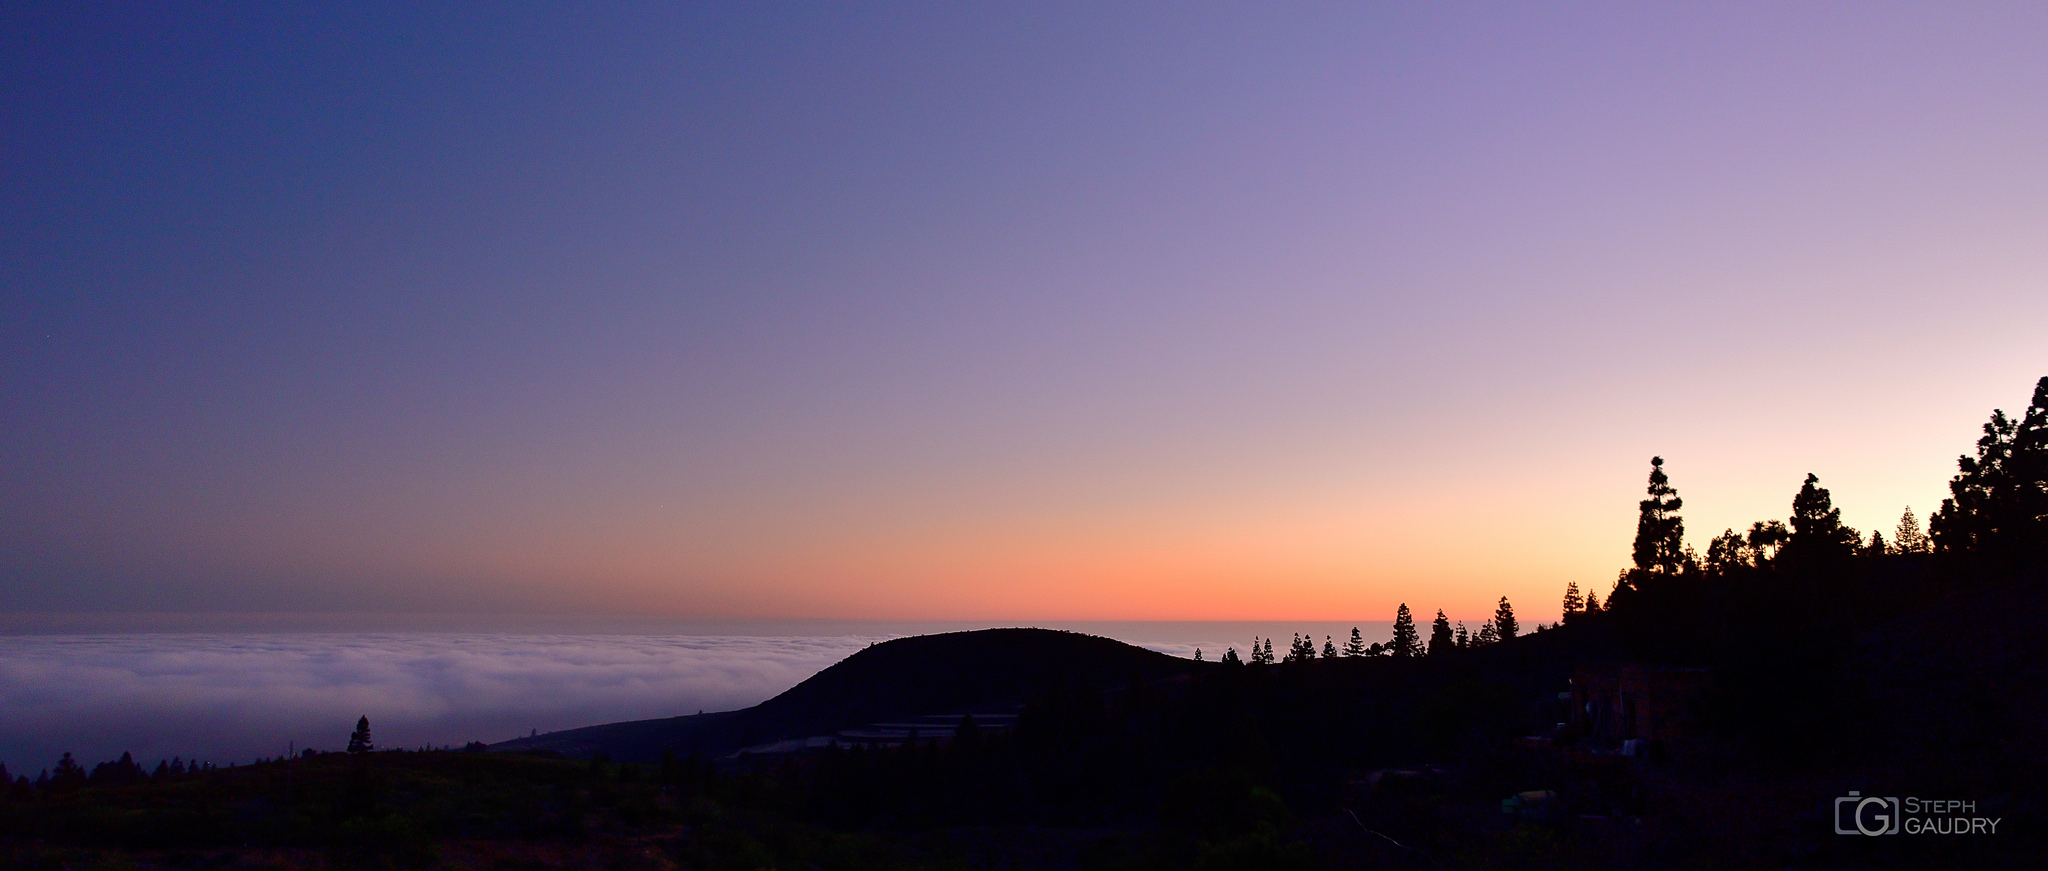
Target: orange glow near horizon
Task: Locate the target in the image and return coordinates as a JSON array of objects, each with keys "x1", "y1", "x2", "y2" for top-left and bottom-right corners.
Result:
[
  {"x1": 190, "y1": 396, "x2": 1992, "y2": 627},
  {"x1": 9, "y1": 5, "x2": 2048, "y2": 624}
]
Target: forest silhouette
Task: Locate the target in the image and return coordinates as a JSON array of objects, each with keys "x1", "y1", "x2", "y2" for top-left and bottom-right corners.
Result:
[{"x1": 6, "y1": 378, "x2": 2044, "y2": 868}]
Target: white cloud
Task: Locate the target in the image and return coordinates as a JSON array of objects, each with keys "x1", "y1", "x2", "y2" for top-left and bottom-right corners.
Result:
[{"x1": 0, "y1": 633, "x2": 883, "y2": 773}]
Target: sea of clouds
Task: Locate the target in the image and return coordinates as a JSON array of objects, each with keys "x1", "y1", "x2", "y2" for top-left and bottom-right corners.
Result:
[
  {"x1": 0, "y1": 633, "x2": 884, "y2": 775},
  {"x1": 0, "y1": 621, "x2": 1399, "y2": 776}
]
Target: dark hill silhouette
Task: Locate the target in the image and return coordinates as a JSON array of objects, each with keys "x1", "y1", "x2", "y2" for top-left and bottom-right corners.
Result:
[{"x1": 491, "y1": 628, "x2": 1199, "y2": 762}]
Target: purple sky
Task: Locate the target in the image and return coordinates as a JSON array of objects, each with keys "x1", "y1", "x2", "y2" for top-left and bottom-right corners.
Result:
[{"x1": 5, "y1": 3, "x2": 2046, "y2": 623}]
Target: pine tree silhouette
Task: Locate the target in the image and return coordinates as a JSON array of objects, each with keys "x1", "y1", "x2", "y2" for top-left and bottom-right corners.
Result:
[
  {"x1": 1894, "y1": 507, "x2": 1931, "y2": 554},
  {"x1": 1344, "y1": 626, "x2": 1366, "y2": 657},
  {"x1": 1629, "y1": 456, "x2": 1687, "y2": 586},
  {"x1": 1493, "y1": 597, "x2": 1518, "y2": 641},
  {"x1": 1285, "y1": 633, "x2": 1317, "y2": 663},
  {"x1": 1561, "y1": 580, "x2": 1583, "y2": 617},
  {"x1": 1428, "y1": 610, "x2": 1454, "y2": 655},
  {"x1": 1785, "y1": 473, "x2": 1858, "y2": 563},
  {"x1": 1390, "y1": 604, "x2": 1419, "y2": 658},
  {"x1": 52, "y1": 752, "x2": 85, "y2": 787},
  {"x1": 347, "y1": 716, "x2": 374, "y2": 754}
]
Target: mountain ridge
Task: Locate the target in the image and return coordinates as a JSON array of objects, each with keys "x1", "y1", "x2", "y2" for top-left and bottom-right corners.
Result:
[{"x1": 489, "y1": 627, "x2": 1200, "y2": 761}]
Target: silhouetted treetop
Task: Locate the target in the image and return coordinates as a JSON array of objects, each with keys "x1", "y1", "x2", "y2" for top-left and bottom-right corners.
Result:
[
  {"x1": 1390, "y1": 604, "x2": 1419, "y2": 658},
  {"x1": 1894, "y1": 507, "x2": 1931, "y2": 555},
  {"x1": 1492, "y1": 596, "x2": 1518, "y2": 642},
  {"x1": 1933, "y1": 376, "x2": 2048, "y2": 568},
  {"x1": 1428, "y1": 610, "x2": 1454, "y2": 656},
  {"x1": 52, "y1": 752, "x2": 84, "y2": 787},
  {"x1": 1283, "y1": 633, "x2": 1318, "y2": 664},
  {"x1": 347, "y1": 716, "x2": 374, "y2": 754},
  {"x1": 1705, "y1": 528, "x2": 1748, "y2": 576},
  {"x1": 1746, "y1": 520, "x2": 1789, "y2": 565},
  {"x1": 1785, "y1": 473, "x2": 1858, "y2": 563},
  {"x1": 1632, "y1": 456, "x2": 1687, "y2": 577}
]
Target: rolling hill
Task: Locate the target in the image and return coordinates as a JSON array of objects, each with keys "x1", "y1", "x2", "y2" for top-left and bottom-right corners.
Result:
[{"x1": 489, "y1": 627, "x2": 1200, "y2": 761}]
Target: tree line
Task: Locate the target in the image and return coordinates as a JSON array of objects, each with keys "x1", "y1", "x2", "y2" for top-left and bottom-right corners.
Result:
[
  {"x1": 1574, "y1": 375, "x2": 2048, "y2": 623},
  {"x1": 1205, "y1": 595, "x2": 1523, "y2": 666},
  {"x1": 4, "y1": 714, "x2": 402, "y2": 800},
  {"x1": 1191, "y1": 375, "x2": 2048, "y2": 695},
  {"x1": 1546, "y1": 376, "x2": 2048, "y2": 761}
]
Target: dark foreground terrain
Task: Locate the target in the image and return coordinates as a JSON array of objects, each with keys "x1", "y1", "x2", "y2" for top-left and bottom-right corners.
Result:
[{"x1": 5, "y1": 590, "x2": 2043, "y2": 870}]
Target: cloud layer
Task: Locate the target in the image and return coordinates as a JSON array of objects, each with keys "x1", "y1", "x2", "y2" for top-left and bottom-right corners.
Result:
[
  {"x1": 0, "y1": 633, "x2": 883, "y2": 773},
  {"x1": 0, "y1": 622, "x2": 1407, "y2": 774}
]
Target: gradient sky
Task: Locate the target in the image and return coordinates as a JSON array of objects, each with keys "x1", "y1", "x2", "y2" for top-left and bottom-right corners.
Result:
[{"x1": 5, "y1": 3, "x2": 2046, "y2": 624}]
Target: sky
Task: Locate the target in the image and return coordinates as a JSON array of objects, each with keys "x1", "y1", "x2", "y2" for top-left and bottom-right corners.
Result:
[{"x1": 5, "y1": 3, "x2": 2047, "y2": 625}]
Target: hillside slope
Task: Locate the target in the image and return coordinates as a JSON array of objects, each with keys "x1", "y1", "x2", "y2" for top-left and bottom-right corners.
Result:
[{"x1": 491, "y1": 628, "x2": 1198, "y2": 761}]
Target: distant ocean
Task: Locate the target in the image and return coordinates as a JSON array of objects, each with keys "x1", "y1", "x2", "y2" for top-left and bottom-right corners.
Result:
[{"x1": 0, "y1": 619, "x2": 1395, "y2": 775}]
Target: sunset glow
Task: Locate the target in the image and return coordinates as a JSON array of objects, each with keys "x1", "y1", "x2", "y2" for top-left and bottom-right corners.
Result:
[{"x1": 6, "y1": 4, "x2": 2045, "y2": 626}]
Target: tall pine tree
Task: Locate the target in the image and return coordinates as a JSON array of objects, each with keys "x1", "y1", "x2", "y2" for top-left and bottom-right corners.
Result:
[
  {"x1": 1629, "y1": 456, "x2": 1687, "y2": 585},
  {"x1": 1428, "y1": 610, "x2": 1454, "y2": 656},
  {"x1": 1390, "y1": 604, "x2": 1419, "y2": 658},
  {"x1": 1894, "y1": 506, "x2": 1931, "y2": 555},
  {"x1": 347, "y1": 716, "x2": 374, "y2": 754},
  {"x1": 1493, "y1": 596, "x2": 1518, "y2": 641}
]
